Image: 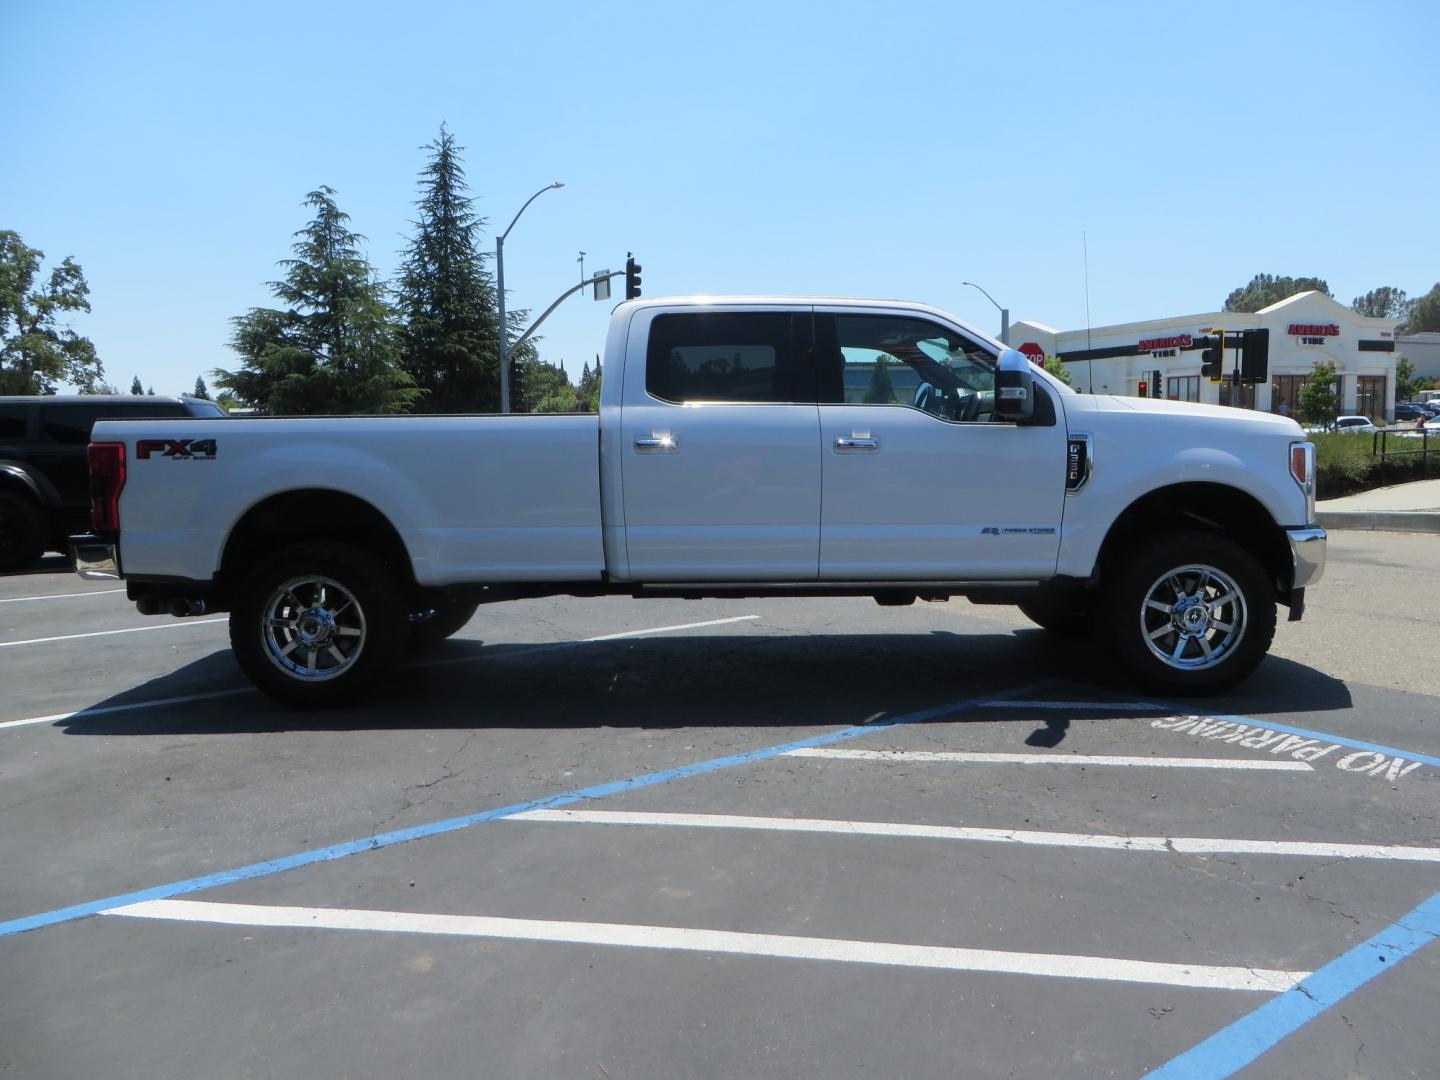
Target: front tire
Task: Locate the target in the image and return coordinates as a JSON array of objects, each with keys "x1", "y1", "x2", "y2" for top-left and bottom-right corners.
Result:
[
  {"x1": 229, "y1": 541, "x2": 409, "y2": 708},
  {"x1": 1103, "y1": 529, "x2": 1276, "y2": 696}
]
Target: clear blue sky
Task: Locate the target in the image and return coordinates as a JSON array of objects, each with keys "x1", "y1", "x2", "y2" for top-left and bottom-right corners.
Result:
[{"x1": 5, "y1": 0, "x2": 1437, "y2": 394}]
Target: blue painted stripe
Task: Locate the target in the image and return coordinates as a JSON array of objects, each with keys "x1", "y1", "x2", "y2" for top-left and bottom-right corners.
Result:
[
  {"x1": 1136, "y1": 703, "x2": 1440, "y2": 770},
  {"x1": 0, "y1": 685, "x2": 1041, "y2": 938},
  {"x1": 1144, "y1": 886, "x2": 1440, "y2": 1078}
]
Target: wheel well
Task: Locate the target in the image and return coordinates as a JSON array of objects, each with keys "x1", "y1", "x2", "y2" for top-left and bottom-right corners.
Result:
[
  {"x1": 218, "y1": 490, "x2": 416, "y2": 598},
  {"x1": 0, "y1": 467, "x2": 46, "y2": 507},
  {"x1": 1095, "y1": 483, "x2": 1292, "y2": 595}
]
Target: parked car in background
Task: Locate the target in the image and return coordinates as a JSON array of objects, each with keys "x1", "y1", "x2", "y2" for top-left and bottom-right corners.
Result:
[
  {"x1": 0, "y1": 395, "x2": 226, "y2": 571},
  {"x1": 1394, "y1": 403, "x2": 1435, "y2": 424}
]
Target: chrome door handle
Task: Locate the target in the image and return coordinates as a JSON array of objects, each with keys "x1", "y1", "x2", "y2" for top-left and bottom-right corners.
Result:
[
  {"x1": 834, "y1": 436, "x2": 878, "y2": 451},
  {"x1": 634, "y1": 434, "x2": 679, "y2": 452}
]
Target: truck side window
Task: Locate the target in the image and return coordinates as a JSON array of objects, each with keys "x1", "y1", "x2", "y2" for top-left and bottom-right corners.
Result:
[
  {"x1": 826, "y1": 315, "x2": 997, "y2": 423},
  {"x1": 646, "y1": 313, "x2": 814, "y2": 404},
  {"x1": 0, "y1": 405, "x2": 28, "y2": 440}
]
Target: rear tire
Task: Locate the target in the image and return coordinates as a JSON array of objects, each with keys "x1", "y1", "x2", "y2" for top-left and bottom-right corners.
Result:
[
  {"x1": 409, "y1": 594, "x2": 480, "y2": 651},
  {"x1": 0, "y1": 492, "x2": 46, "y2": 573},
  {"x1": 229, "y1": 541, "x2": 409, "y2": 708},
  {"x1": 1103, "y1": 529, "x2": 1276, "y2": 697}
]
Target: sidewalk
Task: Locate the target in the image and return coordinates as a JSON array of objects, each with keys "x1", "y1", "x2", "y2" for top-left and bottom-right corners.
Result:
[{"x1": 1316, "y1": 478, "x2": 1440, "y2": 534}]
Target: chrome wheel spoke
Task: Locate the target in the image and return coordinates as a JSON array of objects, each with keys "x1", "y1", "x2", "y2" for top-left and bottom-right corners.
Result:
[
  {"x1": 1141, "y1": 563, "x2": 1247, "y2": 671},
  {"x1": 262, "y1": 574, "x2": 367, "y2": 681}
]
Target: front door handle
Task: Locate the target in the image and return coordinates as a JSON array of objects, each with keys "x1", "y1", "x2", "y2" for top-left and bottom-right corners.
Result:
[
  {"x1": 834, "y1": 435, "x2": 879, "y2": 452},
  {"x1": 634, "y1": 434, "x2": 679, "y2": 453}
]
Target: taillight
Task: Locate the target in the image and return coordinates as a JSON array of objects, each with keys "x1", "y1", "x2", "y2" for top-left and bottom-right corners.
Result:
[{"x1": 88, "y1": 442, "x2": 126, "y2": 532}]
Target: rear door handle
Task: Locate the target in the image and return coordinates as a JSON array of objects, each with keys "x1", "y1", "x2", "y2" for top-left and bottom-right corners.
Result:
[
  {"x1": 634, "y1": 434, "x2": 679, "y2": 453},
  {"x1": 834, "y1": 436, "x2": 878, "y2": 452}
]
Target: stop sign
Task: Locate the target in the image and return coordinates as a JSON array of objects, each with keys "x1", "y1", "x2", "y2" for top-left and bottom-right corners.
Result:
[{"x1": 1017, "y1": 342, "x2": 1046, "y2": 364}]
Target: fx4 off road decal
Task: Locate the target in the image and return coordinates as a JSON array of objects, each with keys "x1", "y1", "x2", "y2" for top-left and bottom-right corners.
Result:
[{"x1": 136, "y1": 438, "x2": 218, "y2": 461}]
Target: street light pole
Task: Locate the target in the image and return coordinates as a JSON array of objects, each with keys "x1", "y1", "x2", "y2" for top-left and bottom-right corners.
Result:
[
  {"x1": 962, "y1": 281, "x2": 1009, "y2": 346},
  {"x1": 496, "y1": 181, "x2": 563, "y2": 413}
]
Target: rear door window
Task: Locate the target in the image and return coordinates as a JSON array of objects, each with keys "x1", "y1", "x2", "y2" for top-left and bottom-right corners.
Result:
[{"x1": 646, "y1": 312, "x2": 815, "y2": 404}]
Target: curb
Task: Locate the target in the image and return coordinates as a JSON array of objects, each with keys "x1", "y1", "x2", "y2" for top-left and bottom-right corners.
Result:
[{"x1": 1316, "y1": 510, "x2": 1440, "y2": 534}]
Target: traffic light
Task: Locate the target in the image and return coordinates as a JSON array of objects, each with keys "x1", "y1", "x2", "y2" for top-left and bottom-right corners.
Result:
[
  {"x1": 1240, "y1": 328, "x2": 1269, "y2": 384},
  {"x1": 1137, "y1": 378, "x2": 1148, "y2": 398},
  {"x1": 1201, "y1": 336, "x2": 1224, "y2": 382},
  {"x1": 1152, "y1": 369, "x2": 1163, "y2": 398},
  {"x1": 625, "y1": 254, "x2": 642, "y2": 300}
]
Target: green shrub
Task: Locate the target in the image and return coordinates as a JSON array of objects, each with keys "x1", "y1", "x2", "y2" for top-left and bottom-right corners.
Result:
[{"x1": 1312, "y1": 431, "x2": 1433, "y2": 498}]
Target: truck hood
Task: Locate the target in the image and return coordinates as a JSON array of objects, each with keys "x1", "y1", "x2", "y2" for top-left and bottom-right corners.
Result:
[{"x1": 1069, "y1": 394, "x2": 1306, "y2": 437}]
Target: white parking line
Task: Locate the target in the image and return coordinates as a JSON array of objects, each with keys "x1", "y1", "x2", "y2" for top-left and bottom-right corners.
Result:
[
  {"x1": 783, "y1": 748, "x2": 1314, "y2": 771},
  {"x1": 0, "y1": 618, "x2": 228, "y2": 649},
  {"x1": 0, "y1": 615, "x2": 764, "y2": 730},
  {"x1": 0, "y1": 588, "x2": 126, "y2": 604},
  {"x1": 511, "y1": 810, "x2": 1440, "y2": 863},
  {"x1": 105, "y1": 899, "x2": 1308, "y2": 992}
]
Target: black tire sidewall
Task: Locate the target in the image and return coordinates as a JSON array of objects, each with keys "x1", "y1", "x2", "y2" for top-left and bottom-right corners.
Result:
[
  {"x1": 1104, "y1": 529, "x2": 1276, "y2": 697},
  {"x1": 0, "y1": 492, "x2": 46, "y2": 572},
  {"x1": 230, "y1": 541, "x2": 408, "y2": 707},
  {"x1": 409, "y1": 595, "x2": 480, "y2": 651}
]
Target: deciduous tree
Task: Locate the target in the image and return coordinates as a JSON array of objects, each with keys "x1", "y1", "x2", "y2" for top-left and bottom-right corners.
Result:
[
  {"x1": 1404, "y1": 283, "x2": 1440, "y2": 334},
  {"x1": 1350, "y1": 286, "x2": 1412, "y2": 322},
  {"x1": 0, "y1": 231, "x2": 103, "y2": 393},
  {"x1": 1298, "y1": 360, "x2": 1339, "y2": 428},
  {"x1": 215, "y1": 188, "x2": 419, "y2": 415},
  {"x1": 1223, "y1": 274, "x2": 1330, "y2": 313}
]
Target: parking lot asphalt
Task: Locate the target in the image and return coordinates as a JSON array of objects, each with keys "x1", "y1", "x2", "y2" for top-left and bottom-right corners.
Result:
[{"x1": 2, "y1": 534, "x2": 1438, "y2": 1079}]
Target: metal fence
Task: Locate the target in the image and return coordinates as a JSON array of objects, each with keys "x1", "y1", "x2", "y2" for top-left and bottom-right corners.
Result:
[{"x1": 1372, "y1": 428, "x2": 1437, "y2": 485}]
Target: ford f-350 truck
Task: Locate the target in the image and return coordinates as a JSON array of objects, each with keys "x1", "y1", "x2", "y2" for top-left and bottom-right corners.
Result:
[{"x1": 71, "y1": 297, "x2": 1325, "y2": 706}]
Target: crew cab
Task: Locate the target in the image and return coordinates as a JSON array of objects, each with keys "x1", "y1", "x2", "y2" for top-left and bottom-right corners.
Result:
[{"x1": 71, "y1": 297, "x2": 1326, "y2": 706}]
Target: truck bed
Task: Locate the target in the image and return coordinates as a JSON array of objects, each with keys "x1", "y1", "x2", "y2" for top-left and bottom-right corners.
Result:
[{"x1": 95, "y1": 414, "x2": 605, "y2": 586}]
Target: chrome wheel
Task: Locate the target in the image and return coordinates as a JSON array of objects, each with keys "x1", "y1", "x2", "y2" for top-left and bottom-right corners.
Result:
[
  {"x1": 1139, "y1": 563, "x2": 1247, "y2": 671},
  {"x1": 261, "y1": 575, "x2": 366, "y2": 681}
]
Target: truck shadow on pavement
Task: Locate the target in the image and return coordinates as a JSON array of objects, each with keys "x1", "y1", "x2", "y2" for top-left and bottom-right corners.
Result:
[{"x1": 53, "y1": 627, "x2": 1353, "y2": 739}]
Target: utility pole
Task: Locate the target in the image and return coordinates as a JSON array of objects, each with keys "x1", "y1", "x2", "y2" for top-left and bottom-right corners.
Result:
[{"x1": 495, "y1": 182, "x2": 563, "y2": 413}]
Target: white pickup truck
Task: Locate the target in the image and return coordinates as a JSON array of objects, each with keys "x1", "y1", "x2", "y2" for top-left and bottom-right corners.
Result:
[{"x1": 72, "y1": 297, "x2": 1325, "y2": 706}]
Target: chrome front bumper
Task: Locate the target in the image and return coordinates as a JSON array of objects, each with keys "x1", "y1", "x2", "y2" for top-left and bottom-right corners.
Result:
[
  {"x1": 71, "y1": 536, "x2": 121, "y2": 581},
  {"x1": 1287, "y1": 527, "x2": 1327, "y2": 589}
]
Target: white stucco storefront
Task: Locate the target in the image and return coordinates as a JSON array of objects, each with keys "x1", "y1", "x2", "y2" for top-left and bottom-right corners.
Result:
[{"x1": 1009, "y1": 291, "x2": 1402, "y2": 422}]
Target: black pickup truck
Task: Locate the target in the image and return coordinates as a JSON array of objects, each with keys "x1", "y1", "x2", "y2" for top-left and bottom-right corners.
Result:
[{"x1": 0, "y1": 395, "x2": 226, "y2": 571}]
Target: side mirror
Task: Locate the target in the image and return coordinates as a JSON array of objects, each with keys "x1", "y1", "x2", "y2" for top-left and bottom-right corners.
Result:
[{"x1": 994, "y1": 349, "x2": 1035, "y2": 422}]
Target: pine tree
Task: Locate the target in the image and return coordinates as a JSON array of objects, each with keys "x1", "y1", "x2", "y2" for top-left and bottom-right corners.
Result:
[
  {"x1": 395, "y1": 126, "x2": 505, "y2": 413},
  {"x1": 192, "y1": 376, "x2": 211, "y2": 399},
  {"x1": 130, "y1": 375, "x2": 144, "y2": 395},
  {"x1": 215, "y1": 188, "x2": 419, "y2": 415},
  {"x1": 863, "y1": 355, "x2": 895, "y2": 403}
]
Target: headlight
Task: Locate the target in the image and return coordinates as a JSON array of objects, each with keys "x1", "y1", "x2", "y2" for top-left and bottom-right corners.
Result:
[{"x1": 1290, "y1": 441, "x2": 1316, "y2": 522}]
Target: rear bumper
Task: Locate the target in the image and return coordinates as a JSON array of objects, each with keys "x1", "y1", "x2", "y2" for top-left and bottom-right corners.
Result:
[
  {"x1": 1286, "y1": 527, "x2": 1326, "y2": 589},
  {"x1": 70, "y1": 535, "x2": 121, "y2": 581}
]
